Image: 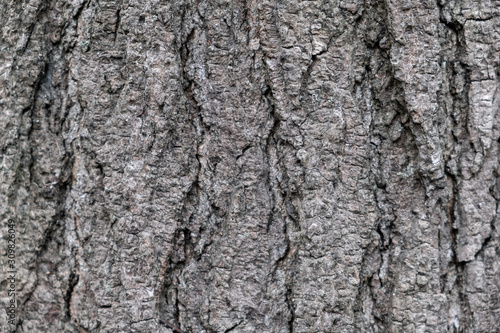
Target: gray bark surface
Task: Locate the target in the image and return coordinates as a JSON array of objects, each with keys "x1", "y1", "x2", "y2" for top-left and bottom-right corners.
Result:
[{"x1": 1, "y1": 0, "x2": 500, "y2": 332}]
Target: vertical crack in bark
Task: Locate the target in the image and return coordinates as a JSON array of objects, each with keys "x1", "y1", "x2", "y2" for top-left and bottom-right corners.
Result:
[
  {"x1": 157, "y1": 3, "x2": 204, "y2": 330},
  {"x1": 356, "y1": 0, "x2": 399, "y2": 330},
  {"x1": 19, "y1": 59, "x2": 49, "y2": 318},
  {"x1": 446, "y1": 170, "x2": 470, "y2": 328},
  {"x1": 64, "y1": 271, "x2": 79, "y2": 321},
  {"x1": 17, "y1": 0, "x2": 49, "y2": 56},
  {"x1": 113, "y1": 3, "x2": 122, "y2": 44},
  {"x1": 285, "y1": 283, "x2": 295, "y2": 333},
  {"x1": 14, "y1": 22, "x2": 80, "y2": 325},
  {"x1": 263, "y1": 80, "x2": 296, "y2": 333},
  {"x1": 159, "y1": 232, "x2": 189, "y2": 330},
  {"x1": 438, "y1": 6, "x2": 473, "y2": 328},
  {"x1": 264, "y1": 83, "x2": 280, "y2": 233}
]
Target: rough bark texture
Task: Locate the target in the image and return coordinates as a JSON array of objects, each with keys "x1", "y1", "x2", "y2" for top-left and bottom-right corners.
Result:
[{"x1": 1, "y1": 0, "x2": 500, "y2": 332}]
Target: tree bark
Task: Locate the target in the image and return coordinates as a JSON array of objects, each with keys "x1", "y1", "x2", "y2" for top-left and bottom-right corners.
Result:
[{"x1": 1, "y1": 0, "x2": 500, "y2": 332}]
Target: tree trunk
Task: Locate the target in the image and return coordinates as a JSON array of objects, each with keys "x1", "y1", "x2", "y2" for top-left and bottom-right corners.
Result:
[{"x1": 1, "y1": 0, "x2": 499, "y2": 332}]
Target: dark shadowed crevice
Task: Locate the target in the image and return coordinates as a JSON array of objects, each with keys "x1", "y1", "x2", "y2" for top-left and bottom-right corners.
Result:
[
  {"x1": 113, "y1": 2, "x2": 123, "y2": 45},
  {"x1": 65, "y1": 272, "x2": 79, "y2": 321}
]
